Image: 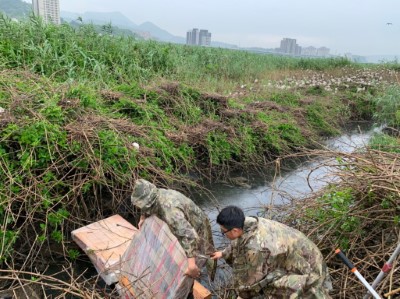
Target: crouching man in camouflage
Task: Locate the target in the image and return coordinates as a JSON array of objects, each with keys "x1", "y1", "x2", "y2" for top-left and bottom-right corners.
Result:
[
  {"x1": 131, "y1": 179, "x2": 215, "y2": 280},
  {"x1": 211, "y1": 206, "x2": 332, "y2": 299}
]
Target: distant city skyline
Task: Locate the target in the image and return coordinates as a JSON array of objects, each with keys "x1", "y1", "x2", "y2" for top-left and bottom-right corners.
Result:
[
  {"x1": 278, "y1": 38, "x2": 330, "y2": 57},
  {"x1": 22, "y1": 0, "x2": 400, "y2": 56}
]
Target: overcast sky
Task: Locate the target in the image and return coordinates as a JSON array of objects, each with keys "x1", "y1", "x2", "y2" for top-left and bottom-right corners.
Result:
[{"x1": 28, "y1": 0, "x2": 400, "y2": 56}]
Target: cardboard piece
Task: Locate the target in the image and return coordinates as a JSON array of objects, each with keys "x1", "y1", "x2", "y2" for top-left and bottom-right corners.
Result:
[{"x1": 71, "y1": 214, "x2": 138, "y2": 284}]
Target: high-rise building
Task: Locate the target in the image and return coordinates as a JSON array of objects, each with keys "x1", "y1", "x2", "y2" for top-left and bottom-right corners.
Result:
[
  {"x1": 186, "y1": 28, "x2": 211, "y2": 46},
  {"x1": 279, "y1": 38, "x2": 329, "y2": 57},
  {"x1": 279, "y1": 38, "x2": 301, "y2": 55},
  {"x1": 191, "y1": 28, "x2": 199, "y2": 45},
  {"x1": 199, "y1": 29, "x2": 211, "y2": 46},
  {"x1": 301, "y1": 46, "x2": 317, "y2": 56},
  {"x1": 316, "y1": 47, "x2": 330, "y2": 57},
  {"x1": 32, "y1": 0, "x2": 61, "y2": 25},
  {"x1": 186, "y1": 31, "x2": 192, "y2": 45}
]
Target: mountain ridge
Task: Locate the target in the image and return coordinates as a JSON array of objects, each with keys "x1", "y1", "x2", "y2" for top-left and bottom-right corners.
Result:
[
  {"x1": 61, "y1": 10, "x2": 186, "y2": 44},
  {"x1": 60, "y1": 10, "x2": 241, "y2": 47}
]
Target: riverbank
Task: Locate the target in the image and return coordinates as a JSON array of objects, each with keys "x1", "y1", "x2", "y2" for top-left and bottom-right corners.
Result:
[
  {"x1": 0, "y1": 16, "x2": 399, "y2": 297},
  {"x1": 275, "y1": 145, "x2": 400, "y2": 298}
]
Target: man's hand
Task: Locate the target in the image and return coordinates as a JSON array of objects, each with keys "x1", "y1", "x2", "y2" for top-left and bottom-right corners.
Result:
[
  {"x1": 138, "y1": 215, "x2": 146, "y2": 229},
  {"x1": 210, "y1": 251, "x2": 223, "y2": 260},
  {"x1": 185, "y1": 257, "x2": 201, "y2": 278}
]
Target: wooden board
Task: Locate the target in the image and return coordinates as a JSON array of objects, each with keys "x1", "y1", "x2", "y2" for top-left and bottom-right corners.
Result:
[
  {"x1": 117, "y1": 276, "x2": 211, "y2": 299},
  {"x1": 193, "y1": 281, "x2": 212, "y2": 299},
  {"x1": 71, "y1": 214, "x2": 138, "y2": 284}
]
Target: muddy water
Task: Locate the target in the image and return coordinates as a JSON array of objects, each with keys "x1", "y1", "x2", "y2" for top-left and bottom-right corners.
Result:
[{"x1": 194, "y1": 122, "x2": 381, "y2": 227}]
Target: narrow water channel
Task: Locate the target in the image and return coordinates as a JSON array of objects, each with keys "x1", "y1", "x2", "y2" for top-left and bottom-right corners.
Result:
[
  {"x1": 194, "y1": 122, "x2": 381, "y2": 225},
  {"x1": 192, "y1": 122, "x2": 382, "y2": 292}
]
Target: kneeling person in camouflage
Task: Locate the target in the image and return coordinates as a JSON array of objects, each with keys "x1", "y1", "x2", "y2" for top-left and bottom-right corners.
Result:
[
  {"x1": 211, "y1": 205, "x2": 332, "y2": 299},
  {"x1": 131, "y1": 179, "x2": 215, "y2": 280}
]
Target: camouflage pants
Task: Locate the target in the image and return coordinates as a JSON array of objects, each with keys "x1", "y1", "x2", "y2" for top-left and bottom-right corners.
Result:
[
  {"x1": 238, "y1": 292, "x2": 331, "y2": 299},
  {"x1": 237, "y1": 283, "x2": 332, "y2": 299},
  {"x1": 262, "y1": 286, "x2": 332, "y2": 299}
]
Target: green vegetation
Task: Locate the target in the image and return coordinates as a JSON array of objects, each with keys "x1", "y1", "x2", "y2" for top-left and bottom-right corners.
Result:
[
  {"x1": 0, "y1": 14, "x2": 354, "y2": 89},
  {"x1": 282, "y1": 83, "x2": 400, "y2": 296},
  {"x1": 68, "y1": 20, "x2": 141, "y2": 39},
  {"x1": 0, "y1": 16, "x2": 398, "y2": 297},
  {"x1": 307, "y1": 187, "x2": 360, "y2": 250},
  {"x1": 283, "y1": 145, "x2": 400, "y2": 296},
  {"x1": 369, "y1": 133, "x2": 400, "y2": 153},
  {"x1": 372, "y1": 85, "x2": 400, "y2": 127}
]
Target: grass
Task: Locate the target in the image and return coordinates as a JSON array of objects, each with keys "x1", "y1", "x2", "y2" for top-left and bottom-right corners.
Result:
[
  {"x1": 0, "y1": 14, "x2": 398, "y2": 297},
  {"x1": 369, "y1": 133, "x2": 400, "y2": 153},
  {"x1": 0, "y1": 14, "x2": 354, "y2": 90},
  {"x1": 372, "y1": 84, "x2": 400, "y2": 127},
  {"x1": 278, "y1": 148, "x2": 400, "y2": 298}
]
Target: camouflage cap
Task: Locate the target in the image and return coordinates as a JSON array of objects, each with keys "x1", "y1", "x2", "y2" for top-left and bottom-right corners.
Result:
[{"x1": 131, "y1": 179, "x2": 158, "y2": 212}]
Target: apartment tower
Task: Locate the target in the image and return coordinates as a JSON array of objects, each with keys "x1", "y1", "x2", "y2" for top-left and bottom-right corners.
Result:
[
  {"x1": 32, "y1": 0, "x2": 61, "y2": 25},
  {"x1": 279, "y1": 38, "x2": 301, "y2": 55},
  {"x1": 186, "y1": 28, "x2": 211, "y2": 46}
]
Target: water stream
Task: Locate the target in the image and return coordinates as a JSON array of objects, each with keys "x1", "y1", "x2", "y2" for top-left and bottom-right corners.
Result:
[
  {"x1": 194, "y1": 122, "x2": 381, "y2": 225},
  {"x1": 191, "y1": 122, "x2": 382, "y2": 292}
]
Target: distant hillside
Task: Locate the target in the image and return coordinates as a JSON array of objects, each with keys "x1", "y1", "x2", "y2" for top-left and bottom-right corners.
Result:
[
  {"x1": 61, "y1": 11, "x2": 185, "y2": 43},
  {"x1": 137, "y1": 21, "x2": 185, "y2": 44},
  {"x1": 60, "y1": 11, "x2": 243, "y2": 47},
  {"x1": 0, "y1": 0, "x2": 31, "y2": 19},
  {"x1": 62, "y1": 11, "x2": 138, "y2": 31},
  {"x1": 68, "y1": 20, "x2": 141, "y2": 39}
]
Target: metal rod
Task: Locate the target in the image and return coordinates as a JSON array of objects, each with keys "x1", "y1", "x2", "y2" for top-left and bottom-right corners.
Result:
[
  {"x1": 335, "y1": 249, "x2": 381, "y2": 299},
  {"x1": 354, "y1": 271, "x2": 382, "y2": 299},
  {"x1": 363, "y1": 242, "x2": 400, "y2": 299}
]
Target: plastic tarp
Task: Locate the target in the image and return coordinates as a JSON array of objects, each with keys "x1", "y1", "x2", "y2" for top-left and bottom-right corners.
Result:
[{"x1": 118, "y1": 216, "x2": 192, "y2": 299}]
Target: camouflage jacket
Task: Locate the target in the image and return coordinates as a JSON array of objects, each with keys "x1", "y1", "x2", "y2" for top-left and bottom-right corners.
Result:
[
  {"x1": 142, "y1": 189, "x2": 214, "y2": 259},
  {"x1": 222, "y1": 217, "x2": 332, "y2": 299}
]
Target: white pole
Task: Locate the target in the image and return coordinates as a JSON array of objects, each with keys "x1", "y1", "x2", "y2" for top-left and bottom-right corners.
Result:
[
  {"x1": 354, "y1": 270, "x2": 381, "y2": 299},
  {"x1": 335, "y1": 249, "x2": 381, "y2": 299},
  {"x1": 363, "y1": 242, "x2": 400, "y2": 299}
]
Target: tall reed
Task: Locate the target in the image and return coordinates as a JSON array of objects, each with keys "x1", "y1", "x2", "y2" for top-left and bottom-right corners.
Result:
[{"x1": 0, "y1": 15, "x2": 354, "y2": 87}]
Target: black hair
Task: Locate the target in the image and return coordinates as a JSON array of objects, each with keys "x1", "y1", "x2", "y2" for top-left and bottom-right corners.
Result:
[{"x1": 216, "y1": 205, "x2": 245, "y2": 230}]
